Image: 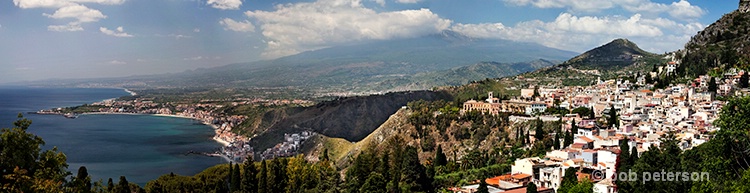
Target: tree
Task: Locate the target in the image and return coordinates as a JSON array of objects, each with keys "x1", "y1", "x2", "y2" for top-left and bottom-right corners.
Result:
[
  {"x1": 257, "y1": 160, "x2": 268, "y2": 193},
  {"x1": 607, "y1": 105, "x2": 619, "y2": 128},
  {"x1": 567, "y1": 178, "x2": 594, "y2": 193},
  {"x1": 70, "y1": 166, "x2": 92, "y2": 193},
  {"x1": 526, "y1": 182, "x2": 538, "y2": 193},
  {"x1": 399, "y1": 146, "x2": 431, "y2": 192},
  {"x1": 563, "y1": 130, "x2": 573, "y2": 148},
  {"x1": 741, "y1": 72, "x2": 749, "y2": 88},
  {"x1": 570, "y1": 119, "x2": 578, "y2": 136},
  {"x1": 572, "y1": 107, "x2": 592, "y2": 119},
  {"x1": 231, "y1": 162, "x2": 241, "y2": 191},
  {"x1": 116, "y1": 176, "x2": 130, "y2": 193},
  {"x1": 241, "y1": 157, "x2": 257, "y2": 192},
  {"x1": 476, "y1": 179, "x2": 489, "y2": 193},
  {"x1": 107, "y1": 178, "x2": 114, "y2": 192},
  {"x1": 534, "y1": 118, "x2": 545, "y2": 142},
  {"x1": 708, "y1": 77, "x2": 718, "y2": 93},
  {"x1": 433, "y1": 145, "x2": 447, "y2": 167},
  {"x1": 558, "y1": 167, "x2": 578, "y2": 193},
  {"x1": 553, "y1": 129, "x2": 561, "y2": 150},
  {"x1": 359, "y1": 172, "x2": 386, "y2": 193},
  {"x1": 0, "y1": 115, "x2": 70, "y2": 193}
]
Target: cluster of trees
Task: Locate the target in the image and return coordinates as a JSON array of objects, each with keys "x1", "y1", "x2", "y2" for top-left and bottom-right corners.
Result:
[{"x1": 146, "y1": 153, "x2": 339, "y2": 193}]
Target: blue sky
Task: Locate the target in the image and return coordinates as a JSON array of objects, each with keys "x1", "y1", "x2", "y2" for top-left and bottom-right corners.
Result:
[{"x1": 0, "y1": 0, "x2": 739, "y2": 83}]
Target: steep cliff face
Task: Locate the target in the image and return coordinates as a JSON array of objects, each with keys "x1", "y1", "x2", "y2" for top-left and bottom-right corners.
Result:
[{"x1": 248, "y1": 90, "x2": 453, "y2": 151}]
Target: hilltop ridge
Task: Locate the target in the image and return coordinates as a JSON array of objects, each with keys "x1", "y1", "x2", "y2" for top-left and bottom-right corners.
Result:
[{"x1": 561, "y1": 38, "x2": 655, "y2": 71}]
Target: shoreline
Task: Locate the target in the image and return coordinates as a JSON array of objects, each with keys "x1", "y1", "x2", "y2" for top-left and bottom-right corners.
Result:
[{"x1": 122, "y1": 88, "x2": 137, "y2": 96}]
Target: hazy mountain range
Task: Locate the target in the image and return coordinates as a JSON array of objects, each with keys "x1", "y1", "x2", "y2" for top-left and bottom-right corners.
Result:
[{"x1": 22, "y1": 31, "x2": 577, "y2": 94}]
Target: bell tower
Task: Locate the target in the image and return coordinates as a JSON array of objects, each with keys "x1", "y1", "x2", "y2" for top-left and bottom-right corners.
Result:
[{"x1": 741, "y1": 0, "x2": 750, "y2": 13}]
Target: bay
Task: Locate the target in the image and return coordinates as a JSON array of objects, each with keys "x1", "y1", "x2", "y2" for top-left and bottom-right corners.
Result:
[{"x1": 0, "y1": 86, "x2": 225, "y2": 185}]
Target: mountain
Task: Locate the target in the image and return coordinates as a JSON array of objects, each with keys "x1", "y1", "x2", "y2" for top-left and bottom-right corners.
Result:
[
  {"x1": 677, "y1": 2, "x2": 750, "y2": 77},
  {"x1": 561, "y1": 38, "x2": 656, "y2": 71},
  {"x1": 28, "y1": 31, "x2": 575, "y2": 94},
  {"x1": 159, "y1": 31, "x2": 576, "y2": 93}
]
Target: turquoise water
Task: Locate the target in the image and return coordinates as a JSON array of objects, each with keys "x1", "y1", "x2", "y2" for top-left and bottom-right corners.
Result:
[{"x1": 0, "y1": 87, "x2": 225, "y2": 185}]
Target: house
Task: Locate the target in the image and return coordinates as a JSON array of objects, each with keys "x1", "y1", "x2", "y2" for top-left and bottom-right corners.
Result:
[
  {"x1": 511, "y1": 157, "x2": 545, "y2": 178},
  {"x1": 593, "y1": 179, "x2": 617, "y2": 193}
]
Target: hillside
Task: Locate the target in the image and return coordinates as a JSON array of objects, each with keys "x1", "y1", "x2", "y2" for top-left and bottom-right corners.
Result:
[
  {"x1": 246, "y1": 90, "x2": 453, "y2": 152},
  {"x1": 562, "y1": 38, "x2": 656, "y2": 71},
  {"x1": 495, "y1": 39, "x2": 664, "y2": 87},
  {"x1": 678, "y1": 4, "x2": 750, "y2": 77}
]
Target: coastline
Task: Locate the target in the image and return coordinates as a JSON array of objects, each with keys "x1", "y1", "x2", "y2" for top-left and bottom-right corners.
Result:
[{"x1": 122, "y1": 88, "x2": 137, "y2": 96}]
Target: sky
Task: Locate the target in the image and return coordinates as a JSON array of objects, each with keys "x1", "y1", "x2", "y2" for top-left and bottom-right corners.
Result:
[{"x1": 0, "y1": 0, "x2": 740, "y2": 83}]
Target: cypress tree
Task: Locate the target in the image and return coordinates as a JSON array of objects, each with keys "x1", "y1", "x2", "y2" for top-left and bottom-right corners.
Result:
[
  {"x1": 433, "y1": 145, "x2": 447, "y2": 167},
  {"x1": 608, "y1": 105, "x2": 619, "y2": 128},
  {"x1": 571, "y1": 119, "x2": 578, "y2": 136},
  {"x1": 107, "y1": 178, "x2": 114, "y2": 192},
  {"x1": 740, "y1": 72, "x2": 749, "y2": 88},
  {"x1": 708, "y1": 77, "x2": 717, "y2": 93},
  {"x1": 228, "y1": 162, "x2": 233, "y2": 191},
  {"x1": 116, "y1": 176, "x2": 130, "y2": 193},
  {"x1": 534, "y1": 118, "x2": 545, "y2": 141},
  {"x1": 563, "y1": 130, "x2": 573, "y2": 148},
  {"x1": 257, "y1": 161, "x2": 267, "y2": 193},
  {"x1": 231, "y1": 162, "x2": 241, "y2": 191},
  {"x1": 554, "y1": 129, "x2": 561, "y2": 150},
  {"x1": 477, "y1": 179, "x2": 489, "y2": 193},
  {"x1": 241, "y1": 157, "x2": 257, "y2": 192}
]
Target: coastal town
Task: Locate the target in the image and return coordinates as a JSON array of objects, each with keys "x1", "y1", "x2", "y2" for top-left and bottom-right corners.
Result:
[
  {"x1": 452, "y1": 59, "x2": 749, "y2": 192},
  {"x1": 35, "y1": 93, "x2": 314, "y2": 163}
]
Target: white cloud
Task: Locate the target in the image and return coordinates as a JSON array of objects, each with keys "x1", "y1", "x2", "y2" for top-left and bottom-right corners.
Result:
[
  {"x1": 43, "y1": 4, "x2": 106, "y2": 23},
  {"x1": 169, "y1": 34, "x2": 192, "y2": 39},
  {"x1": 395, "y1": 0, "x2": 420, "y2": 3},
  {"x1": 193, "y1": 28, "x2": 201, "y2": 33},
  {"x1": 100, "y1": 26, "x2": 133, "y2": 37},
  {"x1": 219, "y1": 18, "x2": 255, "y2": 32},
  {"x1": 14, "y1": 0, "x2": 125, "y2": 31},
  {"x1": 184, "y1": 56, "x2": 204, "y2": 61},
  {"x1": 244, "y1": 0, "x2": 451, "y2": 58},
  {"x1": 668, "y1": 0, "x2": 705, "y2": 19},
  {"x1": 207, "y1": 0, "x2": 242, "y2": 10},
  {"x1": 48, "y1": 23, "x2": 83, "y2": 31},
  {"x1": 108, "y1": 60, "x2": 127, "y2": 65},
  {"x1": 503, "y1": 0, "x2": 705, "y2": 20},
  {"x1": 13, "y1": 0, "x2": 125, "y2": 8},
  {"x1": 451, "y1": 13, "x2": 701, "y2": 53}
]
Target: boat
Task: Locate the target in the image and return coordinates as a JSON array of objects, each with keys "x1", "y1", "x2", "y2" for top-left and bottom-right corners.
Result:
[{"x1": 63, "y1": 113, "x2": 78, "y2": 119}]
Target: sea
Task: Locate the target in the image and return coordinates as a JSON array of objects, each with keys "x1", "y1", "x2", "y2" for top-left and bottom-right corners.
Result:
[{"x1": 0, "y1": 86, "x2": 225, "y2": 185}]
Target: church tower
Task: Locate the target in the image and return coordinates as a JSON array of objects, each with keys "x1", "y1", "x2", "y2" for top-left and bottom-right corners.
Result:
[{"x1": 741, "y1": 0, "x2": 750, "y2": 13}]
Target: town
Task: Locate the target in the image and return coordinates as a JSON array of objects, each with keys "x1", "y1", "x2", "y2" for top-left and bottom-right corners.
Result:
[{"x1": 452, "y1": 60, "x2": 749, "y2": 192}]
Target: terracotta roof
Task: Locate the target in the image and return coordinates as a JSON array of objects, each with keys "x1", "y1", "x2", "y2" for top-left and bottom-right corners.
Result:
[
  {"x1": 579, "y1": 136, "x2": 594, "y2": 143},
  {"x1": 512, "y1": 173, "x2": 532, "y2": 180}
]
